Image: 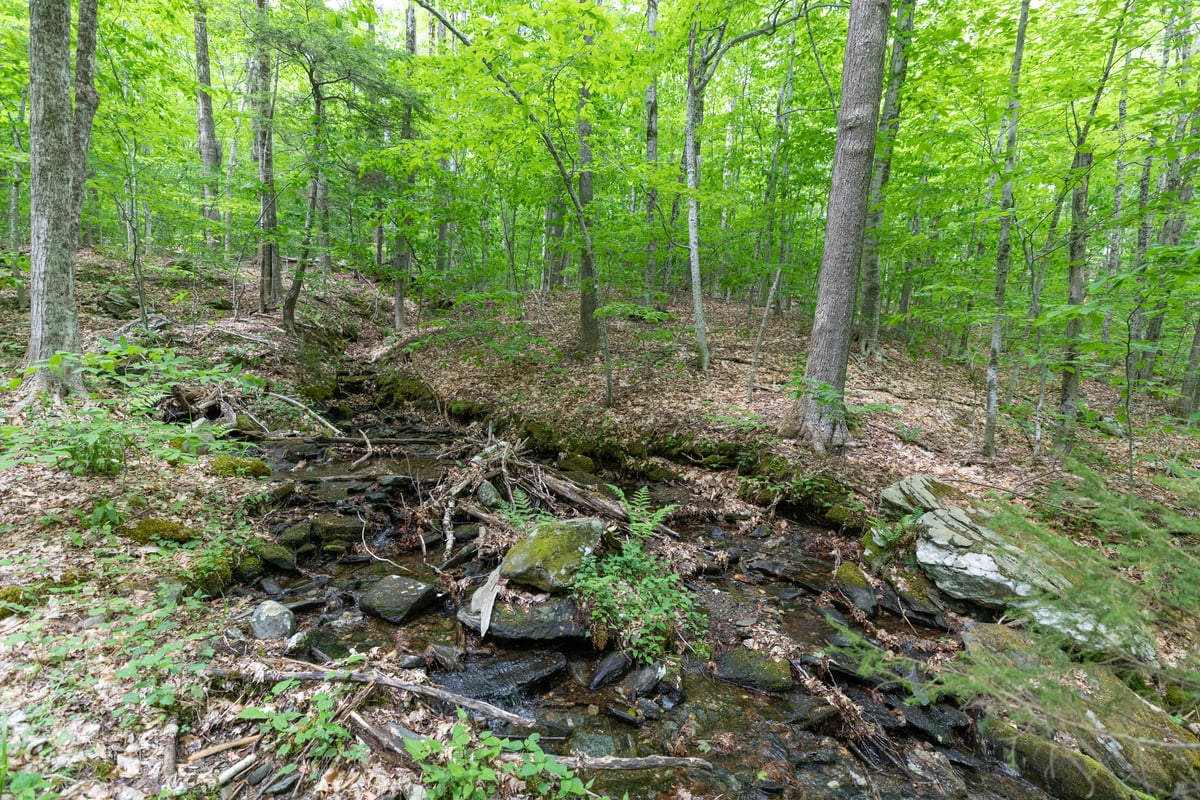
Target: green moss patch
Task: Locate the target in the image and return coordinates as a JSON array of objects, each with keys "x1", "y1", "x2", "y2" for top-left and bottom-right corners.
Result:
[
  {"x1": 209, "y1": 455, "x2": 271, "y2": 478},
  {"x1": 122, "y1": 518, "x2": 203, "y2": 544}
]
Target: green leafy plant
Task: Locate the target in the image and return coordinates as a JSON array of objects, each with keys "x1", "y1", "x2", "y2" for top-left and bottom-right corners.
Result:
[
  {"x1": 500, "y1": 488, "x2": 553, "y2": 529},
  {"x1": 573, "y1": 487, "x2": 705, "y2": 664},
  {"x1": 404, "y1": 711, "x2": 593, "y2": 800},
  {"x1": 238, "y1": 682, "x2": 368, "y2": 765}
]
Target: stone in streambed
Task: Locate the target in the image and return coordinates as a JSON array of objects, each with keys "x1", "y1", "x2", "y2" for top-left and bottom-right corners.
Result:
[
  {"x1": 457, "y1": 596, "x2": 588, "y2": 640},
  {"x1": 359, "y1": 575, "x2": 439, "y2": 623},
  {"x1": 712, "y1": 648, "x2": 793, "y2": 693},
  {"x1": 250, "y1": 600, "x2": 296, "y2": 640},
  {"x1": 835, "y1": 562, "x2": 877, "y2": 616},
  {"x1": 500, "y1": 517, "x2": 604, "y2": 593},
  {"x1": 251, "y1": 541, "x2": 297, "y2": 572}
]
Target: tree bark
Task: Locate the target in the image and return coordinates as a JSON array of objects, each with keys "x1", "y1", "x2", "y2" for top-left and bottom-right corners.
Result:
[
  {"x1": 1056, "y1": 150, "x2": 1092, "y2": 444},
  {"x1": 540, "y1": 198, "x2": 565, "y2": 291},
  {"x1": 252, "y1": 0, "x2": 281, "y2": 310},
  {"x1": 778, "y1": 0, "x2": 891, "y2": 452},
  {"x1": 8, "y1": 89, "x2": 27, "y2": 309},
  {"x1": 642, "y1": 0, "x2": 659, "y2": 307},
  {"x1": 26, "y1": 0, "x2": 98, "y2": 396},
  {"x1": 858, "y1": 0, "x2": 913, "y2": 361},
  {"x1": 578, "y1": 78, "x2": 600, "y2": 353},
  {"x1": 194, "y1": 0, "x2": 222, "y2": 246},
  {"x1": 684, "y1": 21, "x2": 711, "y2": 369},
  {"x1": 394, "y1": 0, "x2": 417, "y2": 332},
  {"x1": 282, "y1": 80, "x2": 326, "y2": 334},
  {"x1": 981, "y1": 0, "x2": 1030, "y2": 457}
]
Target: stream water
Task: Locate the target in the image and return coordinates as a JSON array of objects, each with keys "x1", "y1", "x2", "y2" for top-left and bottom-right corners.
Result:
[{"x1": 249, "y1": 413, "x2": 1054, "y2": 800}]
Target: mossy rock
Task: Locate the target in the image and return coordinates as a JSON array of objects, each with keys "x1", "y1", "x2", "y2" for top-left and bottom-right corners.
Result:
[
  {"x1": 557, "y1": 452, "x2": 595, "y2": 473},
  {"x1": 835, "y1": 562, "x2": 877, "y2": 616},
  {"x1": 981, "y1": 718, "x2": 1138, "y2": 800},
  {"x1": 299, "y1": 382, "x2": 336, "y2": 404},
  {"x1": 278, "y1": 522, "x2": 313, "y2": 548},
  {"x1": 234, "y1": 555, "x2": 265, "y2": 583},
  {"x1": 375, "y1": 371, "x2": 437, "y2": 407},
  {"x1": 824, "y1": 502, "x2": 868, "y2": 531},
  {"x1": 250, "y1": 541, "x2": 297, "y2": 572},
  {"x1": 185, "y1": 553, "x2": 234, "y2": 598},
  {"x1": 0, "y1": 585, "x2": 37, "y2": 619},
  {"x1": 447, "y1": 399, "x2": 491, "y2": 421},
  {"x1": 209, "y1": 455, "x2": 271, "y2": 478},
  {"x1": 521, "y1": 420, "x2": 562, "y2": 454},
  {"x1": 122, "y1": 518, "x2": 202, "y2": 544}
]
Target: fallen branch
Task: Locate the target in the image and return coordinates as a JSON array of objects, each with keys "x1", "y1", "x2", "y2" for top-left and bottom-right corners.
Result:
[
  {"x1": 551, "y1": 754, "x2": 713, "y2": 771},
  {"x1": 349, "y1": 430, "x2": 374, "y2": 471},
  {"x1": 264, "y1": 391, "x2": 344, "y2": 436},
  {"x1": 204, "y1": 667, "x2": 535, "y2": 727},
  {"x1": 186, "y1": 734, "x2": 262, "y2": 764},
  {"x1": 540, "y1": 473, "x2": 680, "y2": 538}
]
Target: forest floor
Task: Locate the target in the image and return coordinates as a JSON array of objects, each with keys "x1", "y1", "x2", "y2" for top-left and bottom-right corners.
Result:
[{"x1": 0, "y1": 252, "x2": 1197, "y2": 799}]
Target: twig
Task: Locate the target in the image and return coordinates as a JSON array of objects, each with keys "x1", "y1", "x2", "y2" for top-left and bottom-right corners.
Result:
[
  {"x1": 204, "y1": 667, "x2": 536, "y2": 727},
  {"x1": 346, "y1": 711, "x2": 414, "y2": 763},
  {"x1": 161, "y1": 721, "x2": 179, "y2": 778},
  {"x1": 264, "y1": 391, "x2": 343, "y2": 436},
  {"x1": 217, "y1": 753, "x2": 257, "y2": 786},
  {"x1": 349, "y1": 429, "x2": 374, "y2": 471},
  {"x1": 187, "y1": 734, "x2": 262, "y2": 763},
  {"x1": 550, "y1": 754, "x2": 713, "y2": 771}
]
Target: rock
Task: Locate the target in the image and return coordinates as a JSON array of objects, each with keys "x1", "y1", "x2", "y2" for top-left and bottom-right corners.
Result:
[
  {"x1": 590, "y1": 651, "x2": 633, "y2": 690},
  {"x1": 904, "y1": 747, "x2": 967, "y2": 797},
  {"x1": 458, "y1": 596, "x2": 588, "y2": 640},
  {"x1": 883, "y1": 566, "x2": 947, "y2": 628},
  {"x1": 434, "y1": 652, "x2": 566, "y2": 699},
  {"x1": 250, "y1": 541, "x2": 297, "y2": 573},
  {"x1": 476, "y1": 479, "x2": 503, "y2": 509},
  {"x1": 786, "y1": 695, "x2": 839, "y2": 730},
  {"x1": 965, "y1": 624, "x2": 1199, "y2": 796},
  {"x1": 358, "y1": 575, "x2": 439, "y2": 624},
  {"x1": 915, "y1": 506, "x2": 1069, "y2": 608},
  {"x1": 835, "y1": 562, "x2": 877, "y2": 616},
  {"x1": 284, "y1": 630, "x2": 309, "y2": 654},
  {"x1": 981, "y1": 718, "x2": 1138, "y2": 800},
  {"x1": 568, "y1": 732, "x2": 617, "y2": 758},
  {"x1": 557, "y1": 452, "x2": 595, "y2": 473},
  {"x1": 310, "y1": 512, "x2": 363, "y2": 543},
  {"x1": 250, "y1": 601, "x2": 296, "y2": 640},
  {"x1": 277, "y1": 522, "x2": 311, "y2": 548},
  {"x1": 622, "y1": 662, "x2": 667, "y2": 699},
  {"x1": 917, "y1": 509, "x2": 1157, "y2": 662},
  {"x1": 712, "y1": 648, "x2": 794, "y2": 693},
  {"x1": 880, "y1": 474, "x2": 964, "y2": 520},
  {"x1": 500, "y1": 518, "x2": 604, "y2": 593}
]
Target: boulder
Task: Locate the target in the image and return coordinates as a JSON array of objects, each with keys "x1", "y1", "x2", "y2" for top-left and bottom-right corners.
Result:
[
  {"x1": 433, "y1": 651, "x2": 566, "y2": 699},
  {"x1": 965, "y1": 624, "x2": 1200, "y2": 797},
  {"x1": 310, "y1": 512, "x2": 364, "y2": 543},
  {"x1": 250, "y1": 601, "x2": 296, "y2": 640},
  {"x1": 914, "y1": 506, "x2": 1069, "y2": 608},
  {"x1": 458, "y1": 596, "x2": 588, "y2": 640},
  {"x1": 879, "y1": 475, "x2": 964, "y2": 520},
  {"x1": 500, "y1": 518, "x2": 604, "y2": 593},
  {"x1": 250, "y1": 541, "x2": 297, "y2": 573},
  {"x1": 712, "y1": 648, "x2": 794, "y2": 693},
  {"x1": 358, "y1": 575, "x2": 439, "y2": 624},
  {"x1": 835, "y1": 562, "x2": 877, "y2": 616}
]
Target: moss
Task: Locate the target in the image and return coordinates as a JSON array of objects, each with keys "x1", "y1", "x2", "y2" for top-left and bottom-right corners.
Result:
[
  {"x1": 122, "y1": 518, "x2": 202, "y2": 544},
  {"x1": 0, "y1": 585, "x2": 36, "y2": 618},
  {"x1": 447, "y1": 399, "x2": 491, "y2": 421},
  {"x1": 234, "y1": 554, "x2": 265, "y2": 583},
  {"x1": 824, "y1": 503, "x2": 867, "y2": 531},
  {"x1": 209, "y1": 455, "x2": 271, "y2": 478},
  {"x1": 375, "y1": 371, "x2": 437, "y2": 407},
  {"x1": 557, "y1": 452, "x2": 595, "y2": 473},
  {"x1": 52, "y1": 569, "x2": 90, "y2": 588},
  {"x1": 186, "y1": 552, "x2": 233, "y2": 598},
  {"x1": 835, "y1": 561, "x2": 870, "y2": 590},
  {"x1": 981, "y1": 718, "x2": 1137, "y2": 800},
  {"x1": 299, "y1": 382, "x2": 335, "y2": 403}
]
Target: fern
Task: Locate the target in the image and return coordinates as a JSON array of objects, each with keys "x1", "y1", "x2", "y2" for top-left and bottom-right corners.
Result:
[
  {"x1": 500, "y1": 488, "x2": 551, "y2": 529},
  {"x1": 608, "y1": 485, "x2": 676, "y2": 539}
]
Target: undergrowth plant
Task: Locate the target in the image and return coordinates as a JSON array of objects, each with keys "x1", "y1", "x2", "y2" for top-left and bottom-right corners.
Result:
[
  {"x1": 1, "y1": 342, "x2": 255, "y2": 475},
  {"x1": 573, "y1": 487, "x2": 706, "y2": 664},
  {"x1": 405, "y1": 711, "x2": 594, "y2": 800}
]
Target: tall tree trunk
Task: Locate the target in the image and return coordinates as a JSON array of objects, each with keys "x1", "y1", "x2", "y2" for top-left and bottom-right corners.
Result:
[
  {"x1": 252, "y1": 0, "x2": 280, "y2": 310},
  {"x1": 1057, "y1": 150, "x2": 1092, "y2": 444},
  {"x1": 778, "y1": 0, "x2": 891, "y2": 452},
  {"x1": 224, "y1": 63, "x2": 251, "y2": 257},
  {"x1": 1100, "y1": 53, "x2": 1132, "y2": 349},
  {"x1": 578, "y1": 79, "x2": 600, "y2": 353},
  {"x1": 643, "y1": 0, "x2": 658, "y2": 307},
  {"x1": 394, "y1": 0, "x2": 417, "y2": 332},
  {"x1": 981, "y1": 0, "x2": 1030, "y2": 457},
  {"x1": 282, "y1": 85, "x2": 325, "y2": 333},
  {"x1": 1179, "y1": 312, "x2": 1200, "y2": 419},
  {"x1": 858, "y1": 0, "x2": 913, "y2": 360},
  {"x1": 8, "y1": 89, "x2": 27, "y2": 309},
  {"x1": 26, "y1": 0, "x2": 98, "y2": 397},
  {"x1": 194, "y1": 0, "x2": 222, "y2": 247},
  {"x1": 540, "y1": 198, "x2": 565, "y2": 291},
  {"x1": 684, "y1": 22, "x2": 711, "y2": 370}
]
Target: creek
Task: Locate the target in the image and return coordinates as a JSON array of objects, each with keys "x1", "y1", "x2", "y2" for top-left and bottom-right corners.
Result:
[{"x1": 242, "y1": 409, "x2": 1054, "y2": 800}]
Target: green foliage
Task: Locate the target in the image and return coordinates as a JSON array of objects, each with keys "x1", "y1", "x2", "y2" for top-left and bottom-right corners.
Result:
[
  {"x1": 573, "y1": 486, "x2": 704, "y2": 664},
  {"x1": 1, "y1": 343, "x2": 250, "y2": 475},
  {"x1": 500, "y1": 488, "x2": 553, "y2": 529},
  {"x1": 238, "y1": 681, "x2": 368, "y2": 765},
  {"x1": 404, "y1": 711, "x2": 593, "y2": 800},
  {"x1": 208, "y1": 455, "x2": 271, "y2": 478}
]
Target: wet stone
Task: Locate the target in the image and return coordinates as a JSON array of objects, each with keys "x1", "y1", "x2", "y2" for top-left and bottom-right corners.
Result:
[
  {"x1": 358, "y1": 575, "x2": 439, "y2": 624},
  {"x1": 250, "y1": 600, "x2": 296, "y2": 640},
  {"x1": 434, "y1": 652, "x2": 567, "y2": 700},
  {"x1": 712, "y1": 649, "x2": 794, "y2": 693},
  {"x1": 590, "y1": 651, "x2": 632, "y2": 690},
  {"x1": 458, "y1": 596, "x2": 588, "y2": 641}
]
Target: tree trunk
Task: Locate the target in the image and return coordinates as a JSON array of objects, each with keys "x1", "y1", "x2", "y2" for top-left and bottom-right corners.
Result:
[
  {"x1": 26, "y1": 0, "x2": 98, "y2": 396},
  {"x1": 981, "y1": 0, "x2": 1030, "y2": 457},
  {"x1": 1057, "y1": 150, "x2": 1092, "y2": 445},
  {"x1": 1178, "y1": 312, "x2": 1200, "y2": 419},
  {"x1": 1100, "y1": 53, "x2": 1132, "y2": 349},
  {"x1": 194, "y1": 0, "x2": 222, "y2": 246},
  {"x1": 684, "y1": 23, "x2": 711, "y2": 370},
  {"x1": 9, "y1": 89, "x2": 27, "y2": 309},
  {"x1": 283, "y1": 84, "x2": 326, "y2": 334},
  {"x1": 253, "y1": 0, "x2": 280, "y2": 311},
  {"x1": 393, "y1": 0, "x2": 418, "y2": 332},
  {"x1": 643, "y1": 0, "x2": 658, "y2": 307},
  {"x1": 541, "y1": 198, "x2": 565, "y2": 291},
  {"x1": 578, "y1": 79, "x2": 600, "y2": 353},
  {"x1": 858, "y1": 0, "x2": 913, "y2": 361},
  {"x1": 778, "y1": 0, "x2": 891, "y2": 452}
]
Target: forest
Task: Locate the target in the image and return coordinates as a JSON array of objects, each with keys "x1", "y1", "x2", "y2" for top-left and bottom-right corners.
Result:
[{"x1": 1, "y1": 0, "x2": 1200, "y2": 798}]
